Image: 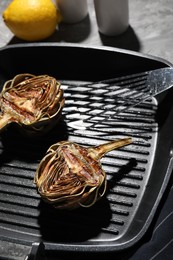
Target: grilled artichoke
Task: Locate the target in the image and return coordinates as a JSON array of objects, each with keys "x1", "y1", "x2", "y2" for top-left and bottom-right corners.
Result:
[
  {"x1": 0, "y1": 73, "x2": 64, "y2": 135},
  {"x1": 35, "y1": 137, "x2": 132, "y2": 209}
]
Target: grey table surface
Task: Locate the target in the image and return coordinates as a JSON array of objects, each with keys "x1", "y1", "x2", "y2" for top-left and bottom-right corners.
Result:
[{"x1": 0, "y1": 0, "x2": 173, "y2": 65}]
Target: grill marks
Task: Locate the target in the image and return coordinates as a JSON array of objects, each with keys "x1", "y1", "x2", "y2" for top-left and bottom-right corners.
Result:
[{"x1": 0, "y1": 76, "x2": 158, "y2": 243}]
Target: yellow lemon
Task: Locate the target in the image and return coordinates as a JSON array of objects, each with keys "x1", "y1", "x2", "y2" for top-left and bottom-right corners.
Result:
[{"x1": 2, "y1": 0, "x2": 62, "y2": 41}]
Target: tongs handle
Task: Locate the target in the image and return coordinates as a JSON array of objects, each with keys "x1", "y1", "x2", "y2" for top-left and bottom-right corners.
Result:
[{"x1": 147, "y1": 67, "x2": 173, "y2": 96}]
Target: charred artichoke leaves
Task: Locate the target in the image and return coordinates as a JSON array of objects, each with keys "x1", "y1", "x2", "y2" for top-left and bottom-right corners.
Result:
[
  {"x1": 0, "y1": 73, "x2": 65, "y2": 135},
  {"x1": 35, "y1": 137, "x2": 132, "y2": 209}
]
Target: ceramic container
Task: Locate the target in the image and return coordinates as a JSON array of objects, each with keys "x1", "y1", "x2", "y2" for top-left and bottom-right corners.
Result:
[
  {"x1": 94, "y1": 0, "x2": 129, "y2": 36},
  {"x1": 56, "y1": 0, "x2": 88, "y2": 24}
]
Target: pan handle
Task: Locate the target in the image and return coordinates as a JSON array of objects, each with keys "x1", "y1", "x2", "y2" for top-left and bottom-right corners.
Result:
[{"x1": 25, "y1": 242, "x2": 46, "y2": 260}]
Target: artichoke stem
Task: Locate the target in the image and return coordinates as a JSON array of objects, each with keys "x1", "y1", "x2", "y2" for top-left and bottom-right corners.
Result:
[
  {"x1": 0, "y1": 114, "x2": 13, "y2": 130},
  {"x1": 88, "y1": 137, "x2": 132, "y2": 160}
]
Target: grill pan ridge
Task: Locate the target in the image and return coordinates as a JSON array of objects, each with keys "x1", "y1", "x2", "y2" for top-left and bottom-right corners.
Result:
[{"x1": 0, "y1": 43, "x2": 173, "y2": 253}]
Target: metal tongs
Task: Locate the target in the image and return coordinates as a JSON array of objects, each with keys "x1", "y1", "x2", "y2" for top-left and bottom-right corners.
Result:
[
  {"x1": 64, "y1": 67, "x2": 173, "y2": 129},
  {"x1": 107, "y1": 67, "x2": 173, "y2": 113}
]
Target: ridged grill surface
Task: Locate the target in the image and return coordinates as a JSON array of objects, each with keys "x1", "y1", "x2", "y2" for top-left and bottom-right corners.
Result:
[{"x1": 0, "y1": 76, "x2": 158, "y2": 246}]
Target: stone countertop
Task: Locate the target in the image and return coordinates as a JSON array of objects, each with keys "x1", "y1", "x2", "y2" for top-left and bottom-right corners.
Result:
[{"x1": 0, "y1": 0, "x2": 173, "y2": 64}]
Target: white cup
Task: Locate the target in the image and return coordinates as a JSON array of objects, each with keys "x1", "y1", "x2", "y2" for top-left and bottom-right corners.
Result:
[
  {"x1": 94, "y1": 0, "x2": 129, "y2": 36},
  {"x1": 56, "y1": 0, "x2": 88, "y2": 24}
]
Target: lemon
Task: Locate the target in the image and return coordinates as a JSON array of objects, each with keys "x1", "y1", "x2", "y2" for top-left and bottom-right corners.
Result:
[{"x1": 2, "y1": 0, "x2": 62, "y2": 41}]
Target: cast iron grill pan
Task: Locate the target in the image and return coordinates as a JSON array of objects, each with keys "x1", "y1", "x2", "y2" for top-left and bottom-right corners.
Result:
[{"x1": 0, "y1": 44, "x2": 173, "y2": 253}]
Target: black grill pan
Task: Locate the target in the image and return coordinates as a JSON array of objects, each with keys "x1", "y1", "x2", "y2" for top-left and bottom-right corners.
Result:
[{"x1": 0, "y1": 43, "x2": 173, "y2": 254}]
